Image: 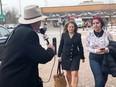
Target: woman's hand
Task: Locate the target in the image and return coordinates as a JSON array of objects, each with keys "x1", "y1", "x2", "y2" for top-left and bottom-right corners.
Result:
[
  {"x1": 95, "y1": 48, "x2": 103, "y2": 54},
  {"x1": 95, "y1": 47, "x2": 109, "y2": 54},
  {"x1": 57, "y1": 57, "x2": 62, "y2": 62},
  {"x1": 82, "y1": 59, "x2": 85, "y2": 63},
  {"x1": 102, "y1": 47, "x2": 109, "y2": 53}
]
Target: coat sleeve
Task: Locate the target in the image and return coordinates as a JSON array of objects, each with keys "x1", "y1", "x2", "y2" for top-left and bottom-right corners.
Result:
[
  {"x1": 78, "y1": 33, "x2": 85, "y2": 59},
  {"x1": 58, "y1": 33, "x2": 64, "y2": 57},
  {"x1": 108, "y1": 41, "x2": 116, "y2": 62},
  {"x1": 25, "y1": 31, "x2": 55, "y2": 64}
]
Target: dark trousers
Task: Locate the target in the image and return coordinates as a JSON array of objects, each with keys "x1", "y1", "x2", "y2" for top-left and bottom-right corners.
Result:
[{"x1": 89, "y1": 53, "x2": 108, "y2": 87}]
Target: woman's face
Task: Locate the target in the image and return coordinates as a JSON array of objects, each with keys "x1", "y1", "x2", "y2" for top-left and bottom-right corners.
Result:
[
  {"x1": 92, "y1": 19, "x2": 102, "y2": 31},
  {"x1": 67, "y1": 23, "x2": 75, "y2": 33}
]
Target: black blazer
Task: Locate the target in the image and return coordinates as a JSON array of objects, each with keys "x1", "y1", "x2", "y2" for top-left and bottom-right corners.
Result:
[
  {"x1": 0, "y1": 24, "x2": 55, "y2": 87},
  {"x1": 58, "y1": 32, "x2": 85, "y2": 59},
  {"x1": 102, "y1": 40, "x2": 116, "y2": 77}
]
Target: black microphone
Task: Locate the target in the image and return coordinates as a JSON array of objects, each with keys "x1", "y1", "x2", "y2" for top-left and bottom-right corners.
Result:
[
  {"x1": 39, "y1": 28, "x2": 49, "y2": 44},
  {"x1": 52, "y1": 37, "x2": 57, "y2": 54}
]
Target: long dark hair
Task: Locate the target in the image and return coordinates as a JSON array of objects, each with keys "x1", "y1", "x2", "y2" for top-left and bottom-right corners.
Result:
[{"x1": 64, "y1": 21, "x2": 78, "y2": 33}]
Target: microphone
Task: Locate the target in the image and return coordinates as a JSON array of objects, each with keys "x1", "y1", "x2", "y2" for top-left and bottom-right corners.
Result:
[
  {"x1": 39, "y1": 28, "x2": 49, "y2": 44},
  {"x1": 52, "y1": 37, "x2": 57, "y2": 54}
]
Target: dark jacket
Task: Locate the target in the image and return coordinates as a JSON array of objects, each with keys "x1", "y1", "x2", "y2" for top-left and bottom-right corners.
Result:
[
  {"x1": 102, "y1": 41, "x2": 116, "y2": 77},
  {"x1": 58, "y1": 32, "x2": 85, "y2": 59},
  {"x1": 0, "y1": 24, "x2": 55, "y2": 87}
]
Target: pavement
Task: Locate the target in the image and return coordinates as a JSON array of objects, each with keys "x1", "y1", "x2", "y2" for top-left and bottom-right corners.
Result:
[{"x1": 39, "y1": 25, "x2": 116, "y2": 87}]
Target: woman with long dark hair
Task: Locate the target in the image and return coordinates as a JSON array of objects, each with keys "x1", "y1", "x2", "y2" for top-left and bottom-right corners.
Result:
[{"x1": 58, "y1": 21, "x2": 85, "y2": 87}]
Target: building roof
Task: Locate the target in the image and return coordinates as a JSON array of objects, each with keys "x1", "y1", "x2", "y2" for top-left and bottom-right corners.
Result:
[
  {"x1": 41, "y1": 4, "x2": 116, "y2": 18},
  {"x1": 41, "y1": 4, "x2": 116, "y2": 13}
]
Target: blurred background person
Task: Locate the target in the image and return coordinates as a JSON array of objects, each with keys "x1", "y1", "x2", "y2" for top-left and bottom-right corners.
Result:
[
  {"x1": 103, "y1": 18, "x2": 108, "y2": 31},
  {"x1": 82, "y1": 21, "x2": 85, "y2": 31},
  {"x1": 85, "y1": 21, "x2": 89, "y2": 31}
]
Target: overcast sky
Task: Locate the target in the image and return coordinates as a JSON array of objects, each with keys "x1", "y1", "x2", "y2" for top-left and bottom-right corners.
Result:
[{"x1": 2, "y1": 0, "x2": 116, "y2": 15}]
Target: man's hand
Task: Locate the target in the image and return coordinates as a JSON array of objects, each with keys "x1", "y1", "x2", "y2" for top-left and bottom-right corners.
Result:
[{"x1": 47, "y1": 44, "x2": 55, "y2": 51}]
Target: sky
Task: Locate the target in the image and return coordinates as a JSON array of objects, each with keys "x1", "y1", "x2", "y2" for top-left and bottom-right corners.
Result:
[{"x1": 2, "y1": 0, "x2": 116, "y2": 15}]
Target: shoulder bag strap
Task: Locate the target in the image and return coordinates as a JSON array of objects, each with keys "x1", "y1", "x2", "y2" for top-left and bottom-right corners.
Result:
[{"x1": 57, "y1": 61, "x2": 62, "y2": 75}]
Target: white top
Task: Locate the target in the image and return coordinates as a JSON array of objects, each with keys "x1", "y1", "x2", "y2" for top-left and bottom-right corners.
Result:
[{"x1": 86, "y1": 30, "x2": 113, "y2": 53}]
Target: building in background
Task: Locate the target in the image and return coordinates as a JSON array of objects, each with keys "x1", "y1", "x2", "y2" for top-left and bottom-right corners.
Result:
[{"x1": 41, "y1": 1, "x2": 116, "y2": 27}]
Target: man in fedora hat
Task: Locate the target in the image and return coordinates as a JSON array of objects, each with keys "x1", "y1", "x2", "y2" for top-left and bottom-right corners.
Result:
[{"x1": 0, "y1": 5, "x2": 55, "y2": 87}]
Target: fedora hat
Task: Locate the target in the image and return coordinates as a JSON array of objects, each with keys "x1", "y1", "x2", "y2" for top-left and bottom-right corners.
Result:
[{"x1": 18, "y1": 5, "x2": 47, "y2": 24}]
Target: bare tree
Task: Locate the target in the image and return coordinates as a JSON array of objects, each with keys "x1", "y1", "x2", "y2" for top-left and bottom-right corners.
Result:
[{"x1": 4, "y1": 7, "x2": 19, "y2": 24}]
